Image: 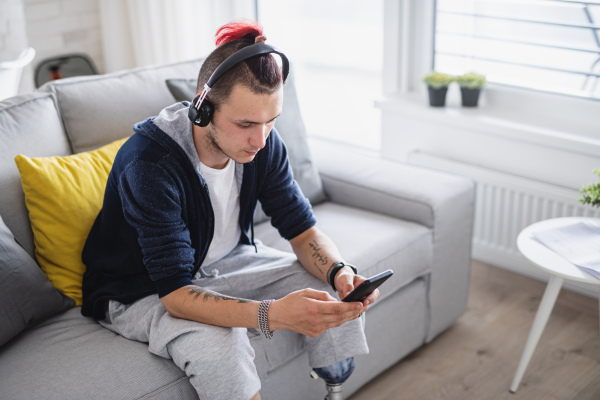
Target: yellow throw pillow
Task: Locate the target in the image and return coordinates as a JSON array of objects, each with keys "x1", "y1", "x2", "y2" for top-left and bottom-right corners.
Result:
[{"x1": 14, "y1": 137, "x2": 129, "y2": 306}]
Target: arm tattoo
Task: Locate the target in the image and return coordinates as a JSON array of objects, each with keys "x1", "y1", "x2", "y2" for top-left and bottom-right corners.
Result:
[
  {"x1": 186, "y1": 286, "x2": 254, "y2": 304},
  {"x1": 308, "y1": 240, "x2": 328, "y2": 276}
]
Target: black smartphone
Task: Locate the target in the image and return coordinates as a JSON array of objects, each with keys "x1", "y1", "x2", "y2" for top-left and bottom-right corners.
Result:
[{"x1": 342, "y1": 269, "x2": 393, "y2": 303}]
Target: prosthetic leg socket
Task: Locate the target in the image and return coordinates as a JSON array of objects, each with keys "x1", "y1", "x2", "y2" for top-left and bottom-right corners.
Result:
[{"x1": 310, "y1": 357, "x2": 355, "y2": 400}]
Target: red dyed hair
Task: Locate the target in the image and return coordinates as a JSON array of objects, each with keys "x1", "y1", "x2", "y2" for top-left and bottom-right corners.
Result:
[{"x1": 215, "y1": 19, "x2": 264, "y2": 46}]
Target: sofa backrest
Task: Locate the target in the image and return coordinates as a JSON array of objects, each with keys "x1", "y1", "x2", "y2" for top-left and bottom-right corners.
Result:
[
  {"x1": 39, "y1": 59, "x2": 203, "y2": 153},
  {"x1": 0, "y1": 92, "x2": 71, "y2": 257}
]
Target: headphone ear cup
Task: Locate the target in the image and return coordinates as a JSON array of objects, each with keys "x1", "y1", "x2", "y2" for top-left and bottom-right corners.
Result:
[
  {"x1": 188, "y1": 95, "x2": 214, "y2": 127},
  {"x1": 197, "y1": 100, "x2": 214, "y2": 128}
]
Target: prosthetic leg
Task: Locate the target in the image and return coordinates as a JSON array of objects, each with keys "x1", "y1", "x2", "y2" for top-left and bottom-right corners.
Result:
[{"x1": 310, "y1": 357, "x2": 355, "y2": 400}]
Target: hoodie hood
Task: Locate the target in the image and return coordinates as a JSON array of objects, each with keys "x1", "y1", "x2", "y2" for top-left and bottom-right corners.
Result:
[{"x1": 152, "y1": 102, "x2": 202, "y2": 173}]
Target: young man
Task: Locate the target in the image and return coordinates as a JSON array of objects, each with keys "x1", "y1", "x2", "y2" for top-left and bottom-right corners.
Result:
[{"x1": 81, "y1": 20, "x2": 379, "y2": 400}]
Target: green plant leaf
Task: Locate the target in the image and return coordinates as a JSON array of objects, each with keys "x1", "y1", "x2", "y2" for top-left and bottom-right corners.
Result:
[
  {"x1": 423, "y1": 71, "x2": 454, "y2": 89},
  {"x1": 580, "y1": 168, "x2": 600, "y2": 208},
  {"x1": 455, "y1": 72, "x2": 487, "y2": 89}
]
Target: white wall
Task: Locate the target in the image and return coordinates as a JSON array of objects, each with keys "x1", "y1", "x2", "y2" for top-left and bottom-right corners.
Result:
[
  {"x1": 0, "y1": 0, "x2": 28, "y2": 61},
  {"x1": 0, "y1": 0, "x2": 103, "y2": 93},
  {"x1": 1, "y1": 0, "x2": 257, "y2": 93},
  {"x1": 0, "y1": 0, "x2": 30, "y2": 92}
]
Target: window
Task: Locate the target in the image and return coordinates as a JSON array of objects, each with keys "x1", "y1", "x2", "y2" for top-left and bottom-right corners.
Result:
[
  {"x1": 258, "y1": 0, "x2": 384, "y2": 150},
  {"x1": 434, "y1": 0, "x2": 600, "y2": 100}
]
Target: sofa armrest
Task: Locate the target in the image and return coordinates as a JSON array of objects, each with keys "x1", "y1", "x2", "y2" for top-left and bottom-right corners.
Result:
[
  {"x1": 309, "y1": 138, "x2": 473, "y2": 229},
  {"x1": 309, "y1": 138, "x2": 475, "y2": 341}
]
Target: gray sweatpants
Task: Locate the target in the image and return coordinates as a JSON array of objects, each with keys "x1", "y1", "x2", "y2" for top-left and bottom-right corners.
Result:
[{"x1": 99, "y1": 242, "x2": 369, "y2": 400}]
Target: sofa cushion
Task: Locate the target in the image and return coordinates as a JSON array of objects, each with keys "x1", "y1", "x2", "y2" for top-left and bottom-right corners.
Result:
[
  {"x1": 14, "y1": 137, "x2": 129, "y2": 306},
  {"x1": 165, "y1": 67, "x2": 326, "y2": 207},
  {"x1": 0, "y1": 92, "x2": 71, "y2": 258},
  {"x1": 254, "y1": 202, "x2": 432, "y2": 303},
  {"x1": 0, "y1": 308, "x2": 198, "y2": 400},
  {"x1": 39, "y1": 59, "x2": 203, "y2": 153},
  {"x1": 165, "y1": 78, "x2": 196, "y2": 101},
  {"x1": 0, "y1": 215, "x2": 74, "y2": 348}
]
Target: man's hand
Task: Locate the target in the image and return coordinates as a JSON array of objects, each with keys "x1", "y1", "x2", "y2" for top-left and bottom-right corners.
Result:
[
  {"x1": 335, "y1": 266, "x2": 380, "y2": 307},
  {"x1": 268, "y1": 289, "x2": 365, "y2": 338}
]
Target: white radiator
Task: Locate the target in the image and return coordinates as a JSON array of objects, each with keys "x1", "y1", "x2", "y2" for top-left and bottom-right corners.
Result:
[{"x1": 408, "y1": 151, "x2": 600, "y2": 297}]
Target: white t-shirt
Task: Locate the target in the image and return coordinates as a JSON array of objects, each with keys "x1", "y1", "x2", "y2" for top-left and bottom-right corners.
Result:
[{"x1": 198, "y1": 158, "x2": 241, "y2": 267}]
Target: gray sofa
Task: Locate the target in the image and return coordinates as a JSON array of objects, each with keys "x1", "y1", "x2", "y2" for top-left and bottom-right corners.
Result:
[{"x1": 0, "y1": 58, "x2": 475, "y2": 400}]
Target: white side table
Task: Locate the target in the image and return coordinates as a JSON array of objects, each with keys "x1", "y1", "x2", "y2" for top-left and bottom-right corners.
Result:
[{"x1": 510, "y1": 217, "x2": 600, "y2": 393}]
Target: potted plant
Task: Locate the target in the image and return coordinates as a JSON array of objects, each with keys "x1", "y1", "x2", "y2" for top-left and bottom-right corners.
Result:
[
  {"x1": 423, "y1": 71, "x2": 454, "y2": 107},
  {"x1": 580, "y1": 169, "x2": 600, "y2": 208},
  {"x1": 455, "y1": 72, "x2": 487, "y2": 107}
]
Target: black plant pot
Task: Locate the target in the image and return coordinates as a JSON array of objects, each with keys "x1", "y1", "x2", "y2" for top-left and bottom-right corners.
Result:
[
  {"x1": 427, "y1": 87, "x2": 448, "y2": 107},
  {"x1": 460, "y1": 87, "x2": 481, "y2": 107}
]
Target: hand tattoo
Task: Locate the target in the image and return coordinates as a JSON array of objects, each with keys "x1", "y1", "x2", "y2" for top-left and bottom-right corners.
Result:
[{"x1": 186, "y1": 286, "x2": 254, "y2": 304}]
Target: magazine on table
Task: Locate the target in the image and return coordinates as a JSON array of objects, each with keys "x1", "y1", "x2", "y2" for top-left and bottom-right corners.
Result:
[{"x1": 530, "y1": 220, "x2": 600, "y2": 280}]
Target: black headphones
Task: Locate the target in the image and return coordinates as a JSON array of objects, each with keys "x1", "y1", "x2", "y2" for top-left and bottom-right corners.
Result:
[{"x1": 188, "y1": 42, "x2": 290, "y2": 127}]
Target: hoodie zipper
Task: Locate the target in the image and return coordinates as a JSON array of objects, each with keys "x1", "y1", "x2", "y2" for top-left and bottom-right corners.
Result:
[
  {"x1": 196, "y1": 181, "x2": 215, "y2": 275},
  {"x1": 251, "y1": 160, "x2": 258, "y2": 253}
]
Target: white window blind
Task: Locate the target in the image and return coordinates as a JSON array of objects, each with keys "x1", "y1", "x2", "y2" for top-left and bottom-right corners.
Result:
[{"x1": 434, "y1": 0, "x2": 600, "y2": 100}]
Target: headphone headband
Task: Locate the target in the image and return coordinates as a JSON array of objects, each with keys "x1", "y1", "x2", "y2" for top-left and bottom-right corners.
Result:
[
  {"x1": 206, "y1": 42, "x2": 289, "y2": 88},
  {"x1": 189, "y1": 42, "x2": 289, "y2": 127}
]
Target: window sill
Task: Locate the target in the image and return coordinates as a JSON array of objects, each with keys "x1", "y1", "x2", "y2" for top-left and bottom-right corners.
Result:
[{"x1": 375, "y1": 90, "x2": 600, "y2": 159}]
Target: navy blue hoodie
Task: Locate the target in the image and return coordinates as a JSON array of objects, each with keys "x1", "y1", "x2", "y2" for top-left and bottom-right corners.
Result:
[{"x1": 81, "y1": 103, "x2": 316, "y2": 320}]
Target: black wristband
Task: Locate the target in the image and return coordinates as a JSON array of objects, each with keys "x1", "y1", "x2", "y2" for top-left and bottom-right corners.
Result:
[{"x1": 328, "y1": 261, "x2": 358, "y2": 292}]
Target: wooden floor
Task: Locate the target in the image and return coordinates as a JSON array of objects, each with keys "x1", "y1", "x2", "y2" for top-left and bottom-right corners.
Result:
[{"x1": 349, "y1": 260, "x2": 600, "y2": 400}]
